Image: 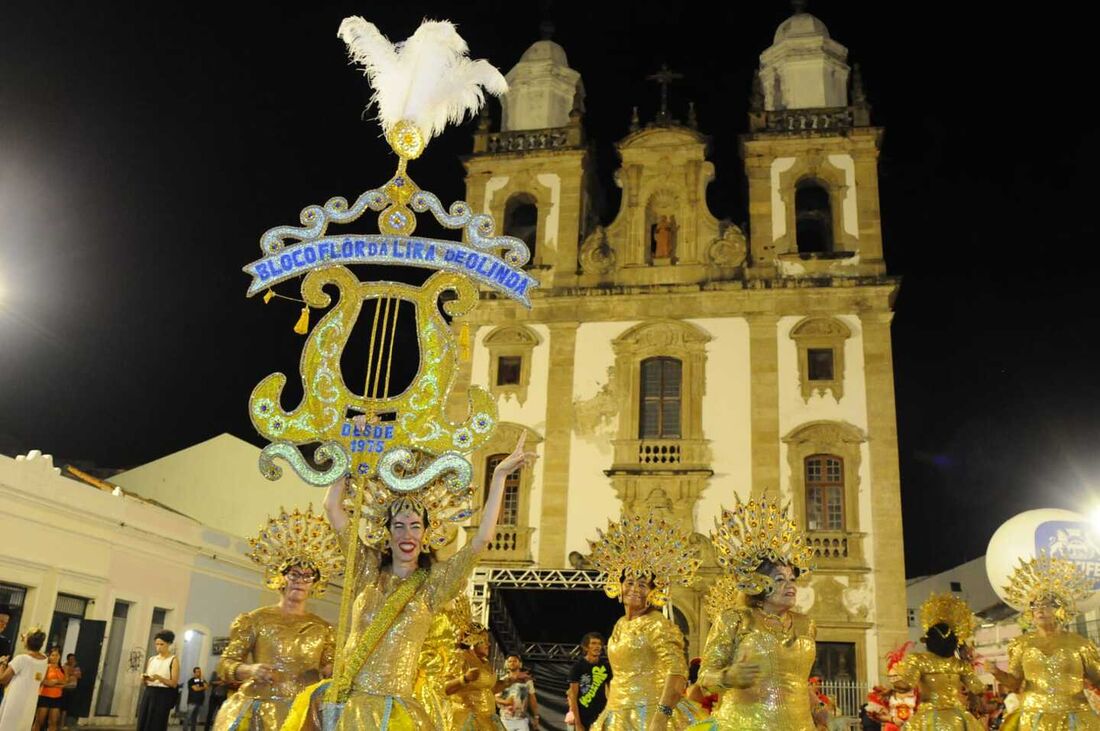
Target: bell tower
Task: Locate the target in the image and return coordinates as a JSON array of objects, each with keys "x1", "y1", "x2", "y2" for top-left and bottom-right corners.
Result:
[{"x1": 742, "y1": 5, "x2": 885, "y2": 280}]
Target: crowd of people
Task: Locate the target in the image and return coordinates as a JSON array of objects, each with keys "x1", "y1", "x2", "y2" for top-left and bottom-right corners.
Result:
[
  {"x1": 0, "y1": 611, "x2": 85, "y2": 731},
  {"x1": 7, "y1": 441, "x2": 1100, "y2": 731}
]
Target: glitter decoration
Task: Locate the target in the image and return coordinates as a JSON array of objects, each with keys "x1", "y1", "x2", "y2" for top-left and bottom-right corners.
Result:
[
  {"x1": 1003, "y1": 553, "x2": 1092, "y2": 625},
  {"x1": 249, "y1": 268, "x2": 499, "y2": 471},
  {"x1": 710, "y1": 495, "x2": 815, "y2": 597},
  {"x1": 703, "y1": 574, "x2": 741, "y2": 620},
  {"x1": 247, "y1": 506, "x2": 344, "y2": 596},
  {"x1": 258, "y1": 440, "x2": 350, "y2": 486},
  {"x1": 920, "y1": 592, "x2": 976, "y2": 643},
  {"x1": 586, "y1": 513, "x2": 701, "y2": 608}
]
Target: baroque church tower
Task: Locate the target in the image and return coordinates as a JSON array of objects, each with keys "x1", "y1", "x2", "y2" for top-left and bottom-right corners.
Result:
[{"x1": 457, "y1": 8, "x2": 907, "y2": 684}]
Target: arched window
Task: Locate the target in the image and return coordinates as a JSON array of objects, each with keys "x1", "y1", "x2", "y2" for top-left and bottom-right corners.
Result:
[
  {"x1": 794, "y1": 180, "x2": 833, "y2": 254},
  {"x1": 639, "y1": 357, "x2": 682, "y2": 439},
  {"x1": 503, "y1": 194, "x2": 539, "y2": 264},
  {"x1": 485, "y1": 453, "x2": 521, "y2": 526},
  {"x1": 805, "y1": 454, "x2": 844, "y2": 531}
]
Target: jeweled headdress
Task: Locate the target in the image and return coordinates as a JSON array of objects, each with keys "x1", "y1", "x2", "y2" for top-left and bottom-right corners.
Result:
[
  {"x1": 703, "y1": 574, "x2": 741, "y2": 620},
  {"x1": 710, "y1": 496, "x2": 814, "y2": 596},
  {"x1": 346, "y1": 448, "x2": 475, "y2": 549},
  {"x1": 1003, "y1": 553, "x2": 1091, "y2": 625},
  {"x1": 248, "y1": 506, "x2": 344, "y2": 595},
  {"x1": 587, "y1": 513, "x2": 700, "y2": 607},
  {"x1": 920, "y1": 592, "x2": 975, "y2": 643}
]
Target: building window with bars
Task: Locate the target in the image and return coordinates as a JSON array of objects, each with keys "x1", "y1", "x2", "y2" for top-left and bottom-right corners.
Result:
[
  {"x1": 485, "y1": 454, "x2": 521, "y2": 526},
  {"x1": 639, "y1": 357, "x2": 682, "y2": 439},
  {"x1": 805, "y1": 454, "x2": 844, "y2": 531}
]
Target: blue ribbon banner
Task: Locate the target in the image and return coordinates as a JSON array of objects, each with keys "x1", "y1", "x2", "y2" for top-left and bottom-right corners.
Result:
[{"x1": 243, "y1": 235, "x2": 538, "y2": 305}]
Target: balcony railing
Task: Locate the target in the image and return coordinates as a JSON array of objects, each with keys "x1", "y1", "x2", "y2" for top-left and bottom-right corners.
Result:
[
  {"x1": 464, "y1": 525, "x2": 535, "y2": 565},
  {"x1": 806, "y1": 530, "x2": 866, "y2": 568},
  {"x1": 750, "y1": 104, "x2": 870, "y2": 135},
  {"x1": 472, "y1": 125, "x2": 583, "y2": 154}
]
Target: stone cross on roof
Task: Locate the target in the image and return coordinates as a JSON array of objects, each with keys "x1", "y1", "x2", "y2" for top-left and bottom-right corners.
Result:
[{"x1": 647, "y1": 63, "x2": 683, "y2": 126}]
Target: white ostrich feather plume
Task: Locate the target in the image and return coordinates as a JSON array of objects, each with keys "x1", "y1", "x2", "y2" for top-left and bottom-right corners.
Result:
[{"x1": 338, "y1": 17, "x2": 508, "y2": 143}]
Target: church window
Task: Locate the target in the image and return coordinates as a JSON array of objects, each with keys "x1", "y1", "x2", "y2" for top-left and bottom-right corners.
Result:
[
  {"x1": 484, "y1": 325, "x2": 540, "y2": 404},
  {"x1": 503, "y1": 194, "x2": 539, "y2": 265},
  {"x1": 485, "y1": 453, "x2": 521, "y2": 526},
  {"x1": 790, "y1": 317, "x2": 850, "y2": 401},
  {"x1": 639, "y1": 357, "x2": 682, "y2": 439},
  {"x1": 807, "y1": 348, "x2": 835, "y2": 381},
  {"x1": 805, "y1": 454, "x2": 844, "y2": 531},
  {"x1": 496, "y1": 356, "x2": 522, "y2": 386},
  {"x1": 794, "y1": 180, "x2": 833, "y2": 254}
]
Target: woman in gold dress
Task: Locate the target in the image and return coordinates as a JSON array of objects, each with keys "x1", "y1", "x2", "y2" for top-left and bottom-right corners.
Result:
[
  {"x1": 444, "y1": 619, "x2": 506, "y2": 730},
  {"x1": 585, "y1": 513, "x2": 702, "y2": 731},
  {"x1": 690, "y1": 497, "x2": 827, "y2": 731},
  {"x1": 892, "y1": 592, "x2": 984, "y2": 731},
  {"x1": 295, "y1": 434, "x2": 534, "y2": 731},
  {"x1": 991, "y1": 554, "x2": 1100, "y2": 730},
  {"x1": 214, "y1": 508, "x2": 340, "y2": 731}
]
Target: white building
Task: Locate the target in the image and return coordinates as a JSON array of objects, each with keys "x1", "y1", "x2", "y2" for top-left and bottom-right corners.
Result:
[{"x1": 0, "y1": 446, "x2": 336, "y2": 726}]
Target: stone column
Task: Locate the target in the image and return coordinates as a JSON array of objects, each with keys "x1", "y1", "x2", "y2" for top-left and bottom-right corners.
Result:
[
  {"x1": 538, "y1": 322, "x2": 579, "y2": 566},
  {"x1": 861, "y1": 311, "x2": 909, "y2": 667},
  {"x1": 748, "y1": 314, "x2": 780, "y2": 498}
]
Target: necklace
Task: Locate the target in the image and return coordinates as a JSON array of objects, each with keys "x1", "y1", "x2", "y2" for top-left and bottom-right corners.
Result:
[{"x1": 756, "y1": 608, "x2": 795, "y2": 642}]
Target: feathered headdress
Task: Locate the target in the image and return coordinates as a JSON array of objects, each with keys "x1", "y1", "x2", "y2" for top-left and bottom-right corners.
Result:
[
  {"x1": 587, "y1": 513, "x2": 700, "y2": 607},
  {"x1": 247, "y1": 506, "x2": 344, "y2": 595},
  {"x1": 920, "y1": 592, "x2": 975, "y2": 643},
  {"x1": 1003, "y1": 553, "x2": 1092, "y2": 626},
  {"x1": 885, "y1": 641, "x2": 914, "y2": 673},
  {"x1": 710, "y1": 496, "x2": 814, "y2": 597},
  {"x1": 338, "y1": 18, "x2": 508, "y2": 159}
]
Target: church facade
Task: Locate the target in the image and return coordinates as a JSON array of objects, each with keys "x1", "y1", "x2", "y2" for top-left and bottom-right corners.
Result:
[{"x1": 455, "y1": 8, "x2": 907, "y2": 684}]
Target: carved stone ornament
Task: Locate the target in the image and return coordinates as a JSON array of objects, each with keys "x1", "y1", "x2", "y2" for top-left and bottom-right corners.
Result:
[
  {"x1": 579, "y1": 225, "x2": 616, "y2": 274},
  {"x1": 707, "y1": 225, "x2": 748, "y2": 267}
]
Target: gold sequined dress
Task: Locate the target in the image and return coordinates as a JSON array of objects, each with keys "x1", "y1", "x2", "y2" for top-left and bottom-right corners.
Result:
[
  {"x1": 894, "y1": 652, "x2": 984, "y2": 731},
  {"x1": 214, "y1": 606, "x2": 334, "y2": 731},
  {"x1": 414, "y1": 608, "x2": 462, "y2": 731},
  {"x1": 327, "y1": 542, "x2": 484, "y2": 730},
  {"x1": 450, "y1": 652, "x2": 505, "y2": 731},
  {"x1": 689, "y1": 608, "x2": 817, "y2": 731},
  {"x1": 1001, "y1": 631, "x2": 1100, "y2": 731},
  {"x1": 590, "y1": 611, "x2": 702, "y2": 730}
]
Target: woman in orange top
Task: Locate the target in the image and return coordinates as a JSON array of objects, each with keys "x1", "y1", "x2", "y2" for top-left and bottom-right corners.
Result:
[{"x1": 33, "y1": 647, "x2": 66, "y2": 731}]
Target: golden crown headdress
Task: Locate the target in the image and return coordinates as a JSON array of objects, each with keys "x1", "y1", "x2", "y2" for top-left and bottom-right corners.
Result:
[
  {"x1": 1003, "y1": 553, "x2": 1092, "y2": 624},
  {"x1": 345, "y1": 448, "x2": 475, "y2": 550},
  {"x1": 711, "y1": 496, "x2": 814, "y2": 596},
  {"x1": 444, "y1": 595, "x2": 487, "y2": 647},
  {"x1": 919, "y1": 592, "x2": 975, "y2": 644},
  {"x1": 587, "y1": 513, "x2": 700, "y2": 608},
  {"x1": 248, "y1": 506, "x2": 344, "y2": 595},
  {"x1": 703, "y1": 574, "x2": 742, "y2": 620}
]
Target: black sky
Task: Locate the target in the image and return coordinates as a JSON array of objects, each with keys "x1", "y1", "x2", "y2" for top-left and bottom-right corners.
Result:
[{"x1": 1, "y1": 2, "x2": 1097, "y2": 577}]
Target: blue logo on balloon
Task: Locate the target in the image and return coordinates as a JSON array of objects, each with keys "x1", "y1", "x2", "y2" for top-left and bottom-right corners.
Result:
[{"x1": 1035, "y1": 520, "x2": 1100, "y2": 589}]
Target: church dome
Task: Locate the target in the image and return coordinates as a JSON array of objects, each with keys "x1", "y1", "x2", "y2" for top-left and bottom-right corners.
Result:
[
  {"x1": 518, "y1": 40, "x2": 570, "y2": 67},
  {"x1": 773, "y1": 12, "x2": 830, "y2": 44}
]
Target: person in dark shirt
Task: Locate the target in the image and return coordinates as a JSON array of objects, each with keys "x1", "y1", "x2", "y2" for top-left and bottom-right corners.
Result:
[
  {"x1": 185, "y1": 667, "x2": 207, "y2": 731},
  {"x1": 567, "y1": 632, "x2": 612, "y2": 731},
  {"x1": 203, "y1": 670, "x2": 231, "y2": 731}
]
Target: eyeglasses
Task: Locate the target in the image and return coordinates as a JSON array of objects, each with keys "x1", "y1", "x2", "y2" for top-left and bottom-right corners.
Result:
[{"x1": 285, "y1": 571, "x2": 317, "y2": 583}]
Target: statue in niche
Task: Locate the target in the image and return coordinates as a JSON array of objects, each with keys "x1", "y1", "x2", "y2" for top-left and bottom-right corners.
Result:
[{"x1": 652, "y1": 215, "x2": 676, "y2": 260}]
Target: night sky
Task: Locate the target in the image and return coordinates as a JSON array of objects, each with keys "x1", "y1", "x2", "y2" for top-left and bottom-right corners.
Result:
[{"x1": 1, "y1": 2, "x2": 1097, "y2": 578}]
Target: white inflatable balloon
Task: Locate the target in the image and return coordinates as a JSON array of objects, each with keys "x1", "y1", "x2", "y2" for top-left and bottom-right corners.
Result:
[{"x1": 986, "y1": 509, "x2": 1100, "y2": 613}]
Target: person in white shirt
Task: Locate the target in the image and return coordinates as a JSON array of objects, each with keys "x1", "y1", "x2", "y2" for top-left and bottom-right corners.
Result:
[
  {"x1": 497, "y1": 654, "x2": 539, "y2": 730},
  {"x1": 0, "y1": 628, "x2": 49, "y2": 731},
  {"x1": 137, "y1": 630, "x2": 179, "y2": 731}
]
